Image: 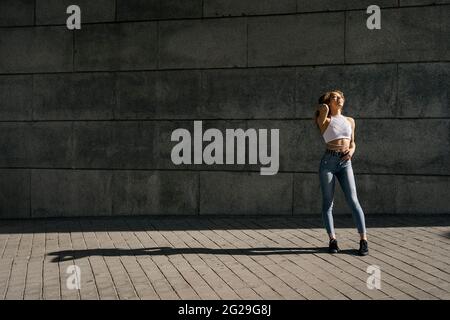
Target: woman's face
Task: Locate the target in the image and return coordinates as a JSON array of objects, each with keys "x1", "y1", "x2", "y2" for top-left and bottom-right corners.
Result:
[{"x1": 328, "y1": 92, "x2": 345, "y2": 113}]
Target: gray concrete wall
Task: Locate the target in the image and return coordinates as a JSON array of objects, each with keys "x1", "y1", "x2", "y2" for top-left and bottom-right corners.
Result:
[{"x1": 0, "y1": 0, "x2": 449, "y2": 218}]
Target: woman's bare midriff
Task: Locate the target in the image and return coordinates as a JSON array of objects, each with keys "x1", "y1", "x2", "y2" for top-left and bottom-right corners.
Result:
[{"x1": 326, "y1": 138, "x2": 351, "y2": 152}]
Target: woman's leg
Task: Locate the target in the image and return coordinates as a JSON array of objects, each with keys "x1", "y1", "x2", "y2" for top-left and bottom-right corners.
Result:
[
  {"x1": 336, "y1": 161, "x2": 367, "y2": 238},
  {"x1": 319, "y1": 165, "x2": 336, "y2": 239}
]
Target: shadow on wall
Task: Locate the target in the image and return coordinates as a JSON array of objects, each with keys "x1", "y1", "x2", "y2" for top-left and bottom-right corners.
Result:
[{"x1": 0, "y1": 214, "x2": 449, "y2": 235}]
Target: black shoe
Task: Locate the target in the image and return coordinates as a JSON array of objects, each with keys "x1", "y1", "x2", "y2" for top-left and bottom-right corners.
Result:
[
  {"x1": 329, "y1": 239, "x2": 339, "y2": 253},
  {"x1": 359, "y1": 240, "x2": 369, "y2": 256}
]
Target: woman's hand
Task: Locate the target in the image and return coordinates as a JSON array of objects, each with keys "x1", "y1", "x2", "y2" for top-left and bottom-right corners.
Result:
[
  {"x1": 341, "y1": 148, "x2": 354, "y2": 161},
  {"x1": 318, "y1": 103, "x2": 329, "y2": 112}
]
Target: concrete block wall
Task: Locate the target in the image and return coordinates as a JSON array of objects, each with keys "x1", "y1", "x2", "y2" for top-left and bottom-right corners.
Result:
[{"x1": 0, "y1": 0, "x2": 449, "y2": 218}]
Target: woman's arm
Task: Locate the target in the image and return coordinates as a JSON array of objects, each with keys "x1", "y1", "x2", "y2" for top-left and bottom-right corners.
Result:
[
  {"x1": 342, "y1": 117, "x2": 356, "y2": 161},
  {"x1": 316, "y1": 104, "x2": 329, "y2": 128}
]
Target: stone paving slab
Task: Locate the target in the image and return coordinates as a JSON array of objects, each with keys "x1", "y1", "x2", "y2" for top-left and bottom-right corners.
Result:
[{"x1": 0, "y1": 215, "x2": 449, "y2": 300}]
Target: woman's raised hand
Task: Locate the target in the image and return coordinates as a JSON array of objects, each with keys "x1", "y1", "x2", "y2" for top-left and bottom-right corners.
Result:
[{"x1": 318, "y1": 103, "x2": 329, "y2": 112}]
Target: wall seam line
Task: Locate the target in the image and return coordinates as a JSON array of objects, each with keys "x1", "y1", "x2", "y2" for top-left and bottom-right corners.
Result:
[
  {"x1": 198, "y1": 172, "x2": 201, "y2": 215},
  {"x1": 1, "y1": 3, "x2": 448, "y2": 29},
  {"x1": 291, "y1": 173, "x2": 294, "y2": 216},
  {"x1": 343, "y1": 10, "x2": 347, "y2": 63},
  {"x1": 396, "y1": 63, "x2": 400, "y2": 116},
  {"x1": 1, "y1": 167, "x2": 448, "y2": 177},
  {"x1": 1, "y1": 117, "x2": 449, "y2": 123},
  {"x1": 115, "y1": 0, "x2": 117, "y2": 21},
  {"x1": 246, "y1": 17, "x2": 249, "y2": 68},
  {"x1": 29, "y1": 169, "x2": 32, "y2": 218},
  {"x1": 157, "y1": 20, "x2": 160, "y2": 70},
  {"x1": 72, "y1": 31, "x2": 75, "y2": 72},
  {"x1": 1, "y1": 60, "x2": 450, "y2": 76}
]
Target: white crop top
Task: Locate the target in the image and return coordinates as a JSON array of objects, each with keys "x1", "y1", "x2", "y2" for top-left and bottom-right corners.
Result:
[{"x1": 322, "y1": 115, "x2": 352, "y2": 143}]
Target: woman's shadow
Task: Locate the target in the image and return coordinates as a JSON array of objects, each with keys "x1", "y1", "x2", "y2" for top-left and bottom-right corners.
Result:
[{"x1": 48, "y1": 246, "x2": 361, "y2": 262}]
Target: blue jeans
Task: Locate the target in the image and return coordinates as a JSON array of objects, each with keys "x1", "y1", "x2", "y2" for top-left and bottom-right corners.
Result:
[{"x1": 319, "y1": 151, "x2": 367, "y2": 236}]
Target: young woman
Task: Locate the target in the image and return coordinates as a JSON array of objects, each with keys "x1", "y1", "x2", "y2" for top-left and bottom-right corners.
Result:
[{"x1": 315, "y1": 90, "x2": 368, "y2": 256}]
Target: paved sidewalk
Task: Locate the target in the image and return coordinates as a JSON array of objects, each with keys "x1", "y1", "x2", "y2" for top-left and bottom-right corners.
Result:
[{"x1": 0, "y1": 215, "x2": 449, "y2": 300}]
